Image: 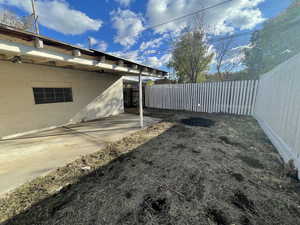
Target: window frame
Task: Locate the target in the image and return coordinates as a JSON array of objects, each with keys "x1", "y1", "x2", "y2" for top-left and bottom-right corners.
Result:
[{"x1": 32, "y1": 87, "x2": 74, "y2": 105}]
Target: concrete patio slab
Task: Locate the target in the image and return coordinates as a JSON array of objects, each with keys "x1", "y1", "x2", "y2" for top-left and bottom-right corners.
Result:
[{"x1": 0, "y1": 113, "x2": 160, "y2": 196}]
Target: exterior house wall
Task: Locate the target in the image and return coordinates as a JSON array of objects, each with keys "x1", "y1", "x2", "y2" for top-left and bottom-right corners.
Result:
[{"x1": 0, "y1": 61, "x2": 124, "y2": 138}]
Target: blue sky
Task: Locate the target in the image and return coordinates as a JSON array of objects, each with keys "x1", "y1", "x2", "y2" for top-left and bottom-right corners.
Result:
[{"x1": 0, "y1": 0, "x2": 293, "y2": 72}]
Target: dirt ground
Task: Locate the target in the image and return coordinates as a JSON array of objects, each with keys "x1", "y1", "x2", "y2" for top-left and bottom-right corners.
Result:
[{"x1": 1, "y1": 110, "x2": 300, "y2": 225}]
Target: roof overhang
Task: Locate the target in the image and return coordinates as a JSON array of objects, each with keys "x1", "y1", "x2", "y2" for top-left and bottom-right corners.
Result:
[
  {"x1": 123, "y1": 75, "x2": 162, "y2": 83},
  {"x1": 0, "y1": 25, "x2": 168, "y2": 77}
]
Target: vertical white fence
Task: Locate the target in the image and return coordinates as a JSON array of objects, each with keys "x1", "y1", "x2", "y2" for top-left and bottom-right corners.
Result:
[
  {"x1": 145, "y1": 80, "x2": 259, "y2": 115},
  {"x1": 254, "y1": 53, "x2": 300, "y2": 171}
]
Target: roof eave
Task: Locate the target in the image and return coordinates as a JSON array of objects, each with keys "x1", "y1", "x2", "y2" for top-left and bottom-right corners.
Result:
[{"x1": 0, "y1": 24, "x2": 168, "y2": 77}]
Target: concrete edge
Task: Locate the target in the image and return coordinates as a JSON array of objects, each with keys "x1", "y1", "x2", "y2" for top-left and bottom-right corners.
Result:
[{"x1": 1, "y1": 125, "x2": 65, "y2": 140}]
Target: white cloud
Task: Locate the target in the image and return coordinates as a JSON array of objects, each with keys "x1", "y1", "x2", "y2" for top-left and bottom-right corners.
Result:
[
  {"x1": 110, "y1": 9, "x2": 145, "y2": 48},
  {"x1": 144, "y1": 49, "x2": 157, "y2": 55},
  {"x1": 236, "y1": 0, "x2": 265, "y2": 8},
  {"x1": 76, "y1": 38, "x2": 107, "y2": 52},
  {"x1": 96, "y1": 41, "x2": 108, "y2": 52},
  {"x1": 231, "y1": 43, "x2": 254, "y2": 51},
  {"x1": 146, "y1": 0, "x2": 266, "y2": 35},
  {"x1": 223, "y1": 51, "x2": 245, "y2": 65},
  {"x1": 75, "y1": 43, "x2": 85, "y2": 49},
  {"x1": 146, "y1": 56, "x2": 160, "y2": 67},
  {"x1": 110, "y1": 50, "x2": 141, "y2": 62},
  {"x1": 145, "y1": 53, "x2": 171, "y2": 67},
  {"x1": 209, "y1": 43, "x2": 246, "y2": 73},
  {"x1": 109, "y1": 49, "x2": 171, "y2": 69},
  {"x1": 88, "y1": 37, "x2": 98, "y2": 46},
  {"x1": 114, "y1": 0, "x2": 135, "y2": 7},
  {"x1": 0, "y1": 0, "x2": 102, "y2": 35},
  {"x1": 227, "y1": 8, "x2": 265, "y2": 30},
  {"x1": 87, "y1": 37, "x2": 108, "y2": 51},
  {"x1": 108, "y1": 0, "x2": 266, "y2": 71},
  {"x1": 160, "y1": 53, "x2": 172, "y2": 65},
  {"x1": 140, "y1": 37, "x2": 163, "y2": 51}
]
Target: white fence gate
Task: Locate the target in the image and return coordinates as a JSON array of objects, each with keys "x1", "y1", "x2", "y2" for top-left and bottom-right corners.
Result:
[{"x1": 145, "y1": 80, "x2": 259, "y2": 115}]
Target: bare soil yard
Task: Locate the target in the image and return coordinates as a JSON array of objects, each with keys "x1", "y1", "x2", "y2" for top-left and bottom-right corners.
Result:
[{"x1": 1, "y1": 110, "x2": 300, "y2": 225}]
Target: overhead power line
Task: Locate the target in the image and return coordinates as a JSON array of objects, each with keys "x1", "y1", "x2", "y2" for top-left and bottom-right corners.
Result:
[
  {"x1": 208, "y1": 31, "x2": 254, "y2": 42},
  {"x1": 144, "y1": 0, "x2": 233, "y2": 31},
  {"x1": 150, "y1": 30, "x2": 254, "y2": 55}
]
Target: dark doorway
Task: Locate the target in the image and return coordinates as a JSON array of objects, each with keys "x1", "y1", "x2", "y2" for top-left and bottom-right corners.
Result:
[{"x1": 123, "y1": 86, "x2": 145, "y2": 108}]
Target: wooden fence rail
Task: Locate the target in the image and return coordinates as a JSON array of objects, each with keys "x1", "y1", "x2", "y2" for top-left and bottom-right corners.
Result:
[{"x1": 145, "y1": 80, "x2": 259, "y2": 115}]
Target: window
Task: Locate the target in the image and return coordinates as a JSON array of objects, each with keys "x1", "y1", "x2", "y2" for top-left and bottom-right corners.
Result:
[{"x1": 33, "y1": 87, "x2": 73, "y2": 104}]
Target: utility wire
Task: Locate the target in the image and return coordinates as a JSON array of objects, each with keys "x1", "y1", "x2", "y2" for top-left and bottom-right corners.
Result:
[
  {"x1": 208, "y1": 31, "x2": 253, "y2": 42},
  {"x1": 137, "y1": 0, "x2": 254, "y2": 57},
  {"x1": 144, "y1": 0, "x2": 233, "y2": 31},
  {"x1": 152, "y1": 31, "x2": 254, "y2": 55}
]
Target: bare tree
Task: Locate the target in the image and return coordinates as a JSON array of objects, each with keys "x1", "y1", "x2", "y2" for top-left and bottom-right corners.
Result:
[{"x1": 214, "y1": 36, "x2": 244, "y2": 80}]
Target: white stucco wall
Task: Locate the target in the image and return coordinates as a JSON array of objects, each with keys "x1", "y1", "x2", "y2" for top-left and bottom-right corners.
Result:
[{"x1": 0, "y1": 61, "x2": 124, "y2": 138}]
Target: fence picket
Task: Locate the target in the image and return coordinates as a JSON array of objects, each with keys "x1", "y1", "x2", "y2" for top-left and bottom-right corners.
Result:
[
  {"x1": 207, "y1": 83, "x2": 210, "y2": 113},
  {"x1": 227, "y1": 82, "x2": 232, "y2": 114},
  {"x1": 235, "y1": 81, "x2": 240, "y2": 115},
  {"x1": 238, "y1": 81, "x2": 244, "y2": 115},
  {"x1": 241, "y1": 81, "x2": 247, "y2": 115},
  {"x1": 251, "y1": 80, "x2": 259, "y2": 115},
  {"x1": 244, "y1": 81, "x2": 250, "y2": 115},
  {"x1": 239, "y1": 81, "x2": 244, "y2": 115},
  {"x1": 231, "y1": 82, "x2": 236, "y2": 114},
  {"x1": 214, "y1": 82, "x2": 218, "y2": 113},
  {"x1": 237, "y1": 81, "x2": 241, "y2": 114},
  {"x1": 193, "y1": 84, "x2": 196, "y2": 111},
  {"x1": 240, "y1": 81, "x2": 246, "y2": 115},
  {"x1": 190, "y1": 83, "x2": 194, "y2": 111},
  {"x1": 209, "y1": 82, "x2": 213, "y2": 113},
  {"x1": 200, "y1": 83, "x2": 204, "y2": 112},
  {"x1": 212, "y1": 83, "x2": 216, "y2": 113},
  {"x1": 145, "y1": 80, "x2": 258, "y2": 115},
  {"x1": 224, "y1": 82, "x2": 228, "y2": 113},
  {"x1": 229, "y1": 82, "x2": 235, "y2": 114},
  {"x1": 212, "y1": 83, "x2": 215, "y2": 112},
  {"x1": 217, "y1": 82, "x2": 220, "y2": 112},
  {"x1": 217, "y1": 82, "x2": 221, "y2": 113},
  {"x1": 222, "y1": 82, "x2": 226, "y2": 113},
  {"x1": 204, "y1": 83, "x2": 208, "y2": 113}
]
